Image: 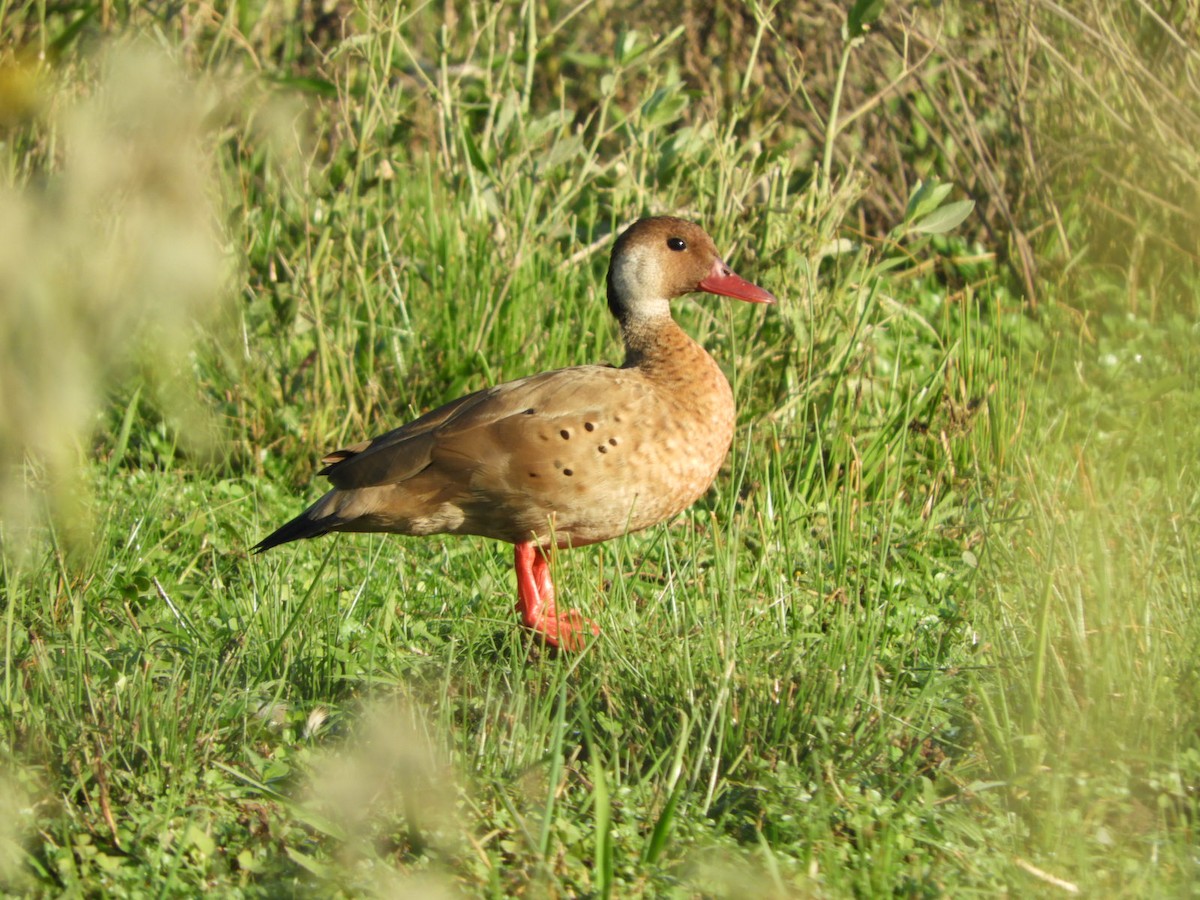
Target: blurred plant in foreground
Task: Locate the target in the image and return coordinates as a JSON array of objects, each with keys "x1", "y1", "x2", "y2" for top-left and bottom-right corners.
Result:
[{"x1": 0, "y1": 44, "x2": 227, "y2": 549}]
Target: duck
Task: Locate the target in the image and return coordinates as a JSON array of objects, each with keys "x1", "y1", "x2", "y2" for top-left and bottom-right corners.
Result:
[{"x1": 253, "y1": 216, "x2": 775, "y2": 649}]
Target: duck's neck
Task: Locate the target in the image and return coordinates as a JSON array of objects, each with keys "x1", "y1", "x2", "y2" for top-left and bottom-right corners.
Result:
[{"x1": 619, "y1": 310, "x2": 716, "y2": 376}]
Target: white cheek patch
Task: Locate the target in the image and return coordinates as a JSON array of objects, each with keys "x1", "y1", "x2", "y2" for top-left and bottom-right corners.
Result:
[
  {"x1": 612, "y1": 244, "x2": 670, "y2": 312},
  {"x1": 611, "y1": 244, "x2": 645, "y2": 299}
]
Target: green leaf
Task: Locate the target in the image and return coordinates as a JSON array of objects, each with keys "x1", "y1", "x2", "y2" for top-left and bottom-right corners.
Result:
[
  {"x1": 107, "y1": 384, "x2": 142, "y2": 476},
  {"x1": 460, "y1": 124, "x2": 491, "y2": 177},
  {"x1": 187, "y1": 825, "x2": 216, "y2": 858},
  {"x1": 905, "y1": 179, "x2": 955, "y2": 223},
  {"x1": 285, "y1": 846, "x2": 331, "y2": 878},
  {"x1": 95, "y1": 852, "x2": 125, "y2": 873},
  {"x1": 847, "y1": 0, "x2": 886, "y2": 40},
  {"x1": 542, "y1": 133, "x2": 584, "y2": 170},
  {"x1": 264, "y1": 74, "x2": 339, "y2": 97},
  {"x1": 494, "y1": 90, "x2": 520, "y2": 139},
  {"x1": 641, "y1": 86, "x2": 689, "y2": 130},
  {"x1": 49, "y1": 7, "x2": 97, "y2": 56},
  {"x1": 617, "y1": 30, "x2": 644, "y2": 65},
  {"x1": 642, "y1": 781, "x2": 683, "y2": 865},
  {"x1": 911, "y1": 199, "x2": 976, "y2": 235},
  {"x1": 592, "y1": 760, "x2": 613, "y2": 898}
]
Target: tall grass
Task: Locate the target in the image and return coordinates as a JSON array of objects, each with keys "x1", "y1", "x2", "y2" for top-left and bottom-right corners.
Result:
[
  {"x1": 973, "y1": 309, "x2": 1200, "y2": 894},
  {"x1": 0, "y1": 1, "x2": 1196, "y2": 896}
]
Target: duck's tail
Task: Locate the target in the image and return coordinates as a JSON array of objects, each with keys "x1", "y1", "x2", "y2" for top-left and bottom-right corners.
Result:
[{"x1": 252, "y1": 500, "x2": 344, "y2": 553}]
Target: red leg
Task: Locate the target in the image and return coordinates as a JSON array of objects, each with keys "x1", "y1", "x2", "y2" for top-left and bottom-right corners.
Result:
[{"x1": 513, "y1": 542, "x2": 599, "y2": 650}]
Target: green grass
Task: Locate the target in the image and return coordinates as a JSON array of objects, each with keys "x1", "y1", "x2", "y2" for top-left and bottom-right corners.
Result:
[{"x1": 1, "y1": 2, "x2": 1198, "y2": 896}]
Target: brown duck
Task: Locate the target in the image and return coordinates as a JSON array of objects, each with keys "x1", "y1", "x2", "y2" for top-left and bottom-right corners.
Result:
[{"x1": 254, "y1": 216, "x2": 775, "y2": 649}]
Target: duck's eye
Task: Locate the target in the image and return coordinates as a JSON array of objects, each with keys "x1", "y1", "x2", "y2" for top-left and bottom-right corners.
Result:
[{"x1": 667, "y1": 237, "x2": 687, "y2": 252}]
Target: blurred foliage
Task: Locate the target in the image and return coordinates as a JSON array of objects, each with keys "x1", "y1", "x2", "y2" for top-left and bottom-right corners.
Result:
[
  {"x1": 0, "y1": 44, "x2": 229, "y2": 544},
  {"x1": 1013, "y1": 0, "x2": 1200, "y2": 317}
]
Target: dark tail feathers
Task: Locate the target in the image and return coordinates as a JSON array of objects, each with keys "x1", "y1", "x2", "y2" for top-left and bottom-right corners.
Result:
[{"x1": 252, "y1": 511, "x2": 340, "y2": 554}]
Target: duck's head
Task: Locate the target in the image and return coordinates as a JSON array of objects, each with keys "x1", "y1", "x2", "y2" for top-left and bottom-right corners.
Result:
[{"x1": 605, "y1": 216, "x2": 775, "y2": 324}]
